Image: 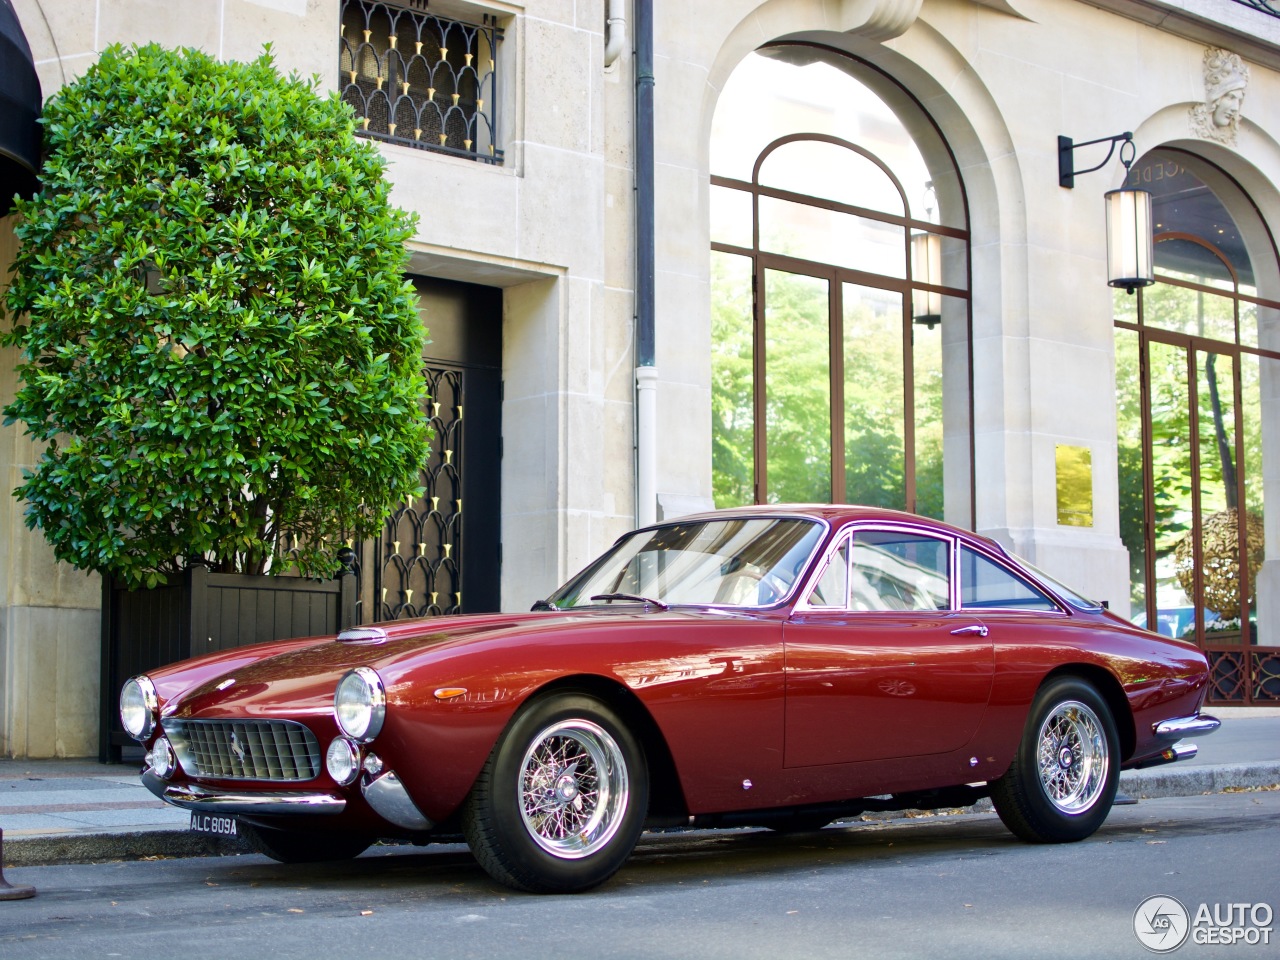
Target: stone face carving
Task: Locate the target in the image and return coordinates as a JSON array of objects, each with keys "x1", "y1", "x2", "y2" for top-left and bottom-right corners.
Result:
[{"x1": 1190, "y1": 47, "x2": 1249, "y2": 146}]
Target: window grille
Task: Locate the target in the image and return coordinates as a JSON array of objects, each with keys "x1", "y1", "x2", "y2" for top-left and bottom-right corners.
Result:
[{"x1": 339, "y1": 0, "x2": 503, "y2": 164}]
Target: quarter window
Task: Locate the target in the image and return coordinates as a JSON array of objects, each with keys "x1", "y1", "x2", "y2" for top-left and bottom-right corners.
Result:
[
  {"x1": 960, "y1": 547, "x2": 1057, "y2": 611},
  {"x1": 805, "y1": 540, "x2": 850, "y2": 608}
]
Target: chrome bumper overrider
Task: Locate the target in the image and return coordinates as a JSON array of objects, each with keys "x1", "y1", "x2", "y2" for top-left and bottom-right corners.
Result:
[
  {"x1": 1130, "y1": 713, "x2": 1220, "y2": 770},
  {"x1": 361, "y1": 770, "x2": 434, "y2": 831},
  {"x1": 1154, "y1": 714, "x2": 1221, "y2": 740},
  {"x1": 142, "y1": 770, "x2": 345, "y2": 815}
]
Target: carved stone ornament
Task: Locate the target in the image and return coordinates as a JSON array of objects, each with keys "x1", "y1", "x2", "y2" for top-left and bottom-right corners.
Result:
[
  {"x1": 1190, "y1": 47, "x2": 1249, "y2": 146},
  {"x1": 836, "y1": 0, "x2": 923, "y2": 42}
]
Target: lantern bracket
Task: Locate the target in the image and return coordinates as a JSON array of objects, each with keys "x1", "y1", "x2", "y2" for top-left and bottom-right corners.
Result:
[{"x1": 1058, "y1": 132, "x2": 1134, "y2": 189}]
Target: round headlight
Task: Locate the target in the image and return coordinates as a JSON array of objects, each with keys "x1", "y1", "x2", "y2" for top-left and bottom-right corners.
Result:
[
  {"x1": 326, "y1": 738, "x2": 361, "y2": 786},
  {"x1": 334, "y1": 667, "x2": 386, "y2": 742},
  {"x1": 120, "y1": 676, "x2": 158, "y2": 741},
  {"x1": 148, "y1": 736, "x2": 176, "y2": 779}
]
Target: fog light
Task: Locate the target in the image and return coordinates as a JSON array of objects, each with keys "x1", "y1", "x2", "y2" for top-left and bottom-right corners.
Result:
[
  {"x1": 326, "y1": 737, "x2": 361, "y2": 786},
  {"x1": 148, "y1": 736, "x2": 176, "y2": 779},
  {"x1": 362, "y1": 751, "x2": 384, "y2": 777}
]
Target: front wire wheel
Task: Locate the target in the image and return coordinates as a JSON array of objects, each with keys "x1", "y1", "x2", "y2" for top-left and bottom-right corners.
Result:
[
  {"x1": 463, "y1": 693, "x2": 648, "y2": 893},
  {"x1": 991, "y1": 677, "x2": 1120, "y2": 843},
  {"x1": 518, "y1": 718, "x2": 629, "y2": 858}
]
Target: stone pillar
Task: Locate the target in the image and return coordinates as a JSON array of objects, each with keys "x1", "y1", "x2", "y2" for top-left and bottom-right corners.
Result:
[{"x1": 0, "y1": 216, "x2": 102, "y2": 758}]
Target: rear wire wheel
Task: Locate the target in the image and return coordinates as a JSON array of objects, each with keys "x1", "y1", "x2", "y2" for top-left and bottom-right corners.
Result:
[
  {"x1": 991, "y1": 677, "x2": 1120, "y2": 843},
  {"x1": 462, "y1": 692, "x2": 648, "y2": 893}
]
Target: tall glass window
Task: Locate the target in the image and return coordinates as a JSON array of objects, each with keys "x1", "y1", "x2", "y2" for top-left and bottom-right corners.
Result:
[
  {"x1": 709, "y1": 45, "x2": 971, "y2": 523},
  {"x1": 1115, "y1": 149, "x2": 1280, "y2": 704}
]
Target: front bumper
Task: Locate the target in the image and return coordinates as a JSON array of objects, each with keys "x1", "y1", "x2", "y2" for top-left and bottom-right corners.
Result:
[
  {"x1": 143, "y1": 770, "x2": 346, "y2": 815},
  {"x1": 142, "y1": 767, "x2": 434, "y2": 830}
]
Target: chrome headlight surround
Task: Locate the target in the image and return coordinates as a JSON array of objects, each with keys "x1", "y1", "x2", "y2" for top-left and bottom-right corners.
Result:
[
  {"x1": 334, "y1": 667, "x2": 386, "y2": 743},
  {"x1": 120, "y1": 675, "x2": 159, "y2": 741}
]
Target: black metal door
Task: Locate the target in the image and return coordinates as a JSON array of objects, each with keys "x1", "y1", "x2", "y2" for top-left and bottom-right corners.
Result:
[{"x1": 367, "y1": 276, "x2": 501, "y2": 619}]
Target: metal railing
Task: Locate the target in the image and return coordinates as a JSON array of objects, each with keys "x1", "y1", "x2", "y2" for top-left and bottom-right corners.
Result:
[
  {"x1": 339, "y1": 0, "x2": 503, "y2": 164},
  {"x1": 1229, "y1": 0, "x2": 1280, "y2": 18}
]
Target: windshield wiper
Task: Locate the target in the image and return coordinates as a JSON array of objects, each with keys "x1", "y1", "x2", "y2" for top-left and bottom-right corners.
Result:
[
  {"x1": 590, "y1": 593, "x2": 670, "y2": 611},
  {"x1": 530, "y1": 599, "x2": 559, "y2": 611}
]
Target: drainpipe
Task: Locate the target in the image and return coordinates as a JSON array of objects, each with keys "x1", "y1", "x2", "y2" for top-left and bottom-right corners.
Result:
[
  {"x1": 634, "y1": 0, "x2": 657, "y2": 526},
  {"x1": 603, "y1": 0, "x2": 626, "y2": 69}
]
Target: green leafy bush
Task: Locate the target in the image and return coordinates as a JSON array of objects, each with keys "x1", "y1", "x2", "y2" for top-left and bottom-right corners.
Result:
[{"x1": 1, "y1": 44, "x2": 430, "y2": 588}]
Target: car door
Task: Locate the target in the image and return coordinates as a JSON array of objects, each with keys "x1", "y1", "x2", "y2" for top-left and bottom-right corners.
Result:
[{"x1": 783, "y1": 526, "x2": 995, "y2": 767}]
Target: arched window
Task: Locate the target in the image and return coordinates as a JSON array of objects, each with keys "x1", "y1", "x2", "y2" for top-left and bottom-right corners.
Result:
[
  {"x1": 1114, "y1": 148, "x2": 1280, "y2": 703},
  {"x1": 709, "y1": 45, "x2": 971, "y2": 523}
]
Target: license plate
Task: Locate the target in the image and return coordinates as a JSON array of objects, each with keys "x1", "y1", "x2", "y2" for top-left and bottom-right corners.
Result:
[{"x1": 190, "y1": 812, "x2": 238, "y2": 837}]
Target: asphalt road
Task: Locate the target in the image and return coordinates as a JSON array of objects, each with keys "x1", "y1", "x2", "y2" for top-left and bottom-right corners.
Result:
[{"x1": 1, "y1": 791, "x2": 1277, "y2": 960}]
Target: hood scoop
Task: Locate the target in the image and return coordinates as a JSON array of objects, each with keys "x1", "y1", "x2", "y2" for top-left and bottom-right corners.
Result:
[{"x1": 337, "y1": 626, "x2": 389, "y2": 644}]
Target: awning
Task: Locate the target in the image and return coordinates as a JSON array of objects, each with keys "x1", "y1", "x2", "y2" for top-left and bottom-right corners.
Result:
[{"x1": 1, "y1": 0, "x2": 42, "y2": 217}]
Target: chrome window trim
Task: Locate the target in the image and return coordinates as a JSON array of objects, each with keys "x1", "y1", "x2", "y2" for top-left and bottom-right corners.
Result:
[
  {"x1": 956, "y1": 543, "x2": 1068, "y2": 616},
  {"x1": 793, "y1": 521, "x2": 957, "y2": 613}
]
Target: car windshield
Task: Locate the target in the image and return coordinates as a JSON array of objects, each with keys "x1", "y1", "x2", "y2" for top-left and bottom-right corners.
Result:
[{"x1": 547, "y1": 517, "x2": 825, "y2": 609}]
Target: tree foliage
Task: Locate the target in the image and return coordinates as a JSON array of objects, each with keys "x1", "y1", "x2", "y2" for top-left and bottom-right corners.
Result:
[{"x1": 1, "y1": 44, "x2": 430, "y2": 587}]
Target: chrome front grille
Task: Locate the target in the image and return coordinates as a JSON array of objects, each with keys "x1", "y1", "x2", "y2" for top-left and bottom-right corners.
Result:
[{"x1": 166, "y1": 719, "x2": 322, "y2": 781}]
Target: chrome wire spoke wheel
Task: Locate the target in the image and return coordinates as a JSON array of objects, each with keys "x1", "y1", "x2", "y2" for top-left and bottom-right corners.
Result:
[
  {"x1": 1035, "y1": 699, "x2": 1109, "y2": 814},
  {"x1": 518, "y1": 718, "x2": 629, "y2": 859}
]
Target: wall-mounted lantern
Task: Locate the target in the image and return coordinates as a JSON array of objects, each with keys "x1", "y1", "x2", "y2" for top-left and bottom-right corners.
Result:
[
  {"x1": 1058, "y1": 131, "x2": 1154, "y2": 294},
  {"x1": 911, "y1": 230, "x2": 942, "y2": 329}
]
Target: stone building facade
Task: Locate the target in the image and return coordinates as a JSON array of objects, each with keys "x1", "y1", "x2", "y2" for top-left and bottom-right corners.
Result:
[{"x1": 2, "y1": 0, "x2": 1278, "y2": 757}]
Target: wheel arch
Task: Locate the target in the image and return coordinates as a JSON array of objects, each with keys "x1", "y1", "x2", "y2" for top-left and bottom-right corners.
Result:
[
  {"x1": 524, "y1": 673, "x2": 689, "y2": 821},
  {"x1": 1039, "y1": 663, "x2": 1135, "y2": 761}
]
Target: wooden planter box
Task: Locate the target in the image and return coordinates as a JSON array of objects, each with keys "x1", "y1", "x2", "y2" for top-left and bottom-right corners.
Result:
[{"x1": 99, "y1": 566, "x2": 356, "y2": 762}]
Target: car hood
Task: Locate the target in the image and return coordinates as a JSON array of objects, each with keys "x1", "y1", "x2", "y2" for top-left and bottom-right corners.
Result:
[{"x1": 153, "y1": 607, "x2": 764, "y2": 721}]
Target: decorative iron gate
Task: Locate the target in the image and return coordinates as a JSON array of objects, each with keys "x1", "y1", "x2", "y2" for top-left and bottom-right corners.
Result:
[
  {"x1": 376, "y1": 367, "x2": 464, "y2": 618},
  {"x1": 363, "y1": 276, "x2": 502, "y2": 621}
]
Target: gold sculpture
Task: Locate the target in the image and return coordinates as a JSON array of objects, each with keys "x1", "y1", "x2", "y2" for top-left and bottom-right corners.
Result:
[{"x1": 1173, "y1": 508, "x2": 1264, "y2": 621}]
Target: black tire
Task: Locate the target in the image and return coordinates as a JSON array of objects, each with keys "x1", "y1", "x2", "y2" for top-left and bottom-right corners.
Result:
[
  {"x1": 990, "y1": 676, "x2": 1120, "y2": 843},
  {"x1": 462, "y1": 692, "x2": 649, "y2": 893},
  {"x1": 238, "y1": 822, "x2": 373, "y2": 863}
]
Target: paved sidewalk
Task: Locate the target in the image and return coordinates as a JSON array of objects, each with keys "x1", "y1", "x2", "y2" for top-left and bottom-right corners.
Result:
[{"x1": 2, "y1": 708, "x2": 1277, "y2": 869}]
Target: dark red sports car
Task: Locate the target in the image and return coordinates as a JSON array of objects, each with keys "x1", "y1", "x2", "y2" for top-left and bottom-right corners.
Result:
[{"x1": 122, "y1": 505, "x2": 1218, "y2": 892}]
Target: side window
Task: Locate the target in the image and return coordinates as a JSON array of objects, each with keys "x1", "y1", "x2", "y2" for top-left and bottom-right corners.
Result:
[
  {"x1": 805, "y1": 540, "x2": 849, "y2": 608},
  {"x1": 849, "y1": 531, "x2": 950, "y2": 611},
  {"x1": 960, "y1": 547, "x2": 1059, "y2": 611}
]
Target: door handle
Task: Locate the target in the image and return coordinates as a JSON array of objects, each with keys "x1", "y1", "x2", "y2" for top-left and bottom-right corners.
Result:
[{"x1": 950, "y1": 624, "x2": 989, "y2": 637}]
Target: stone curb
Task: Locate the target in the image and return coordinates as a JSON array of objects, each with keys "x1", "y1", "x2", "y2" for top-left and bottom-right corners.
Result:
[
  {"x1": 3, "y1": 829, "x2": 247, "y2": 868},
  {"x1": 4, "y1": 762, "x2": 1278, "y2": 869},
  {"x1": 1119, "y1": 760, "x2": 1280, "y2": 798}
]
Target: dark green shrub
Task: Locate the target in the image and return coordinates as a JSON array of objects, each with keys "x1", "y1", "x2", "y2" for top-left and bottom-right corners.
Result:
[{"x1": 2, "y1": 44, "x2": 430, "y2": 587}]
